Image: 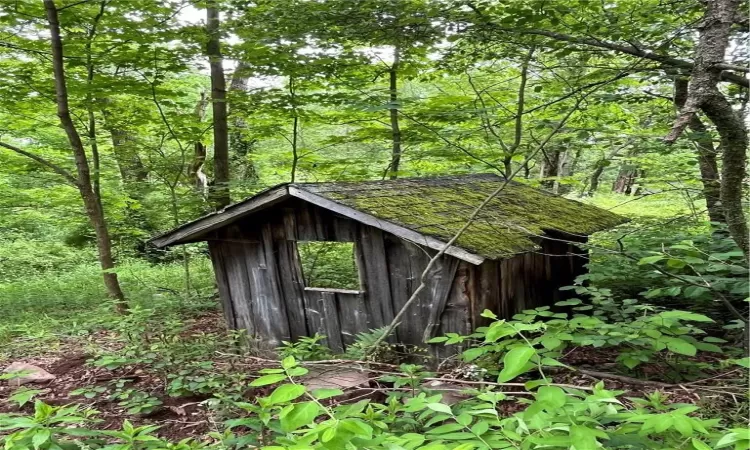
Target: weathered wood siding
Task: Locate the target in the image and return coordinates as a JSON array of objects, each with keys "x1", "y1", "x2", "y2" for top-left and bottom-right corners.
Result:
[
  {"x1": 206, "y1": 199, "x2": 466, "y2": 350},
  {"x1": 206, "y1": 198, "x2": 588, "y2": 352}
]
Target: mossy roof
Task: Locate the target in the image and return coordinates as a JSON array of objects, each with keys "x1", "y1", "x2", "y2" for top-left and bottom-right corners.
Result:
[
  {"x1": 294, "y1": 174, "x2": 626, "y2": 260},
  {"x1": 151, "y1": 173, "x2": 626, "y2": 261}
]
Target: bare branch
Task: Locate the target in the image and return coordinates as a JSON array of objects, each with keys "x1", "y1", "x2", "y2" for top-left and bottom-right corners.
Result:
[{"x1": 0, "y1": 140, "x2": 79, "y2": 186}]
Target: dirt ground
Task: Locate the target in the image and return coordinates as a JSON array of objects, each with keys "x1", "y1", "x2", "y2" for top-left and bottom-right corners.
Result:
[{"x1": 1, "y1": 314, "x2": 744, "y2": 441}]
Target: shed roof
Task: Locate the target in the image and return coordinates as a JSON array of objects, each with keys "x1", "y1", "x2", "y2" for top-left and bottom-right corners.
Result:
[{"x1": 150, "y1": 174, "x2": 626, "y2": 264}]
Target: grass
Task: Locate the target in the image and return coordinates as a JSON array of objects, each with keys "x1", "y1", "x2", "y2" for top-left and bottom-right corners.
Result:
[{"x1": 0, "y1": 256, "x2": 217, "y2": 361}]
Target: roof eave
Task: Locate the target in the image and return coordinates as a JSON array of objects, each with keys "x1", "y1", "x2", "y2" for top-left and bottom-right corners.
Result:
[{"x1": 149, "y1": 185, "x2": 290, "y2": 248}]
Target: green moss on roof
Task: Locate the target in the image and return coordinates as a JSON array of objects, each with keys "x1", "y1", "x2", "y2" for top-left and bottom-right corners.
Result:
[{"x1": 295, "y1": 174, "x2": 626, "y2": 260}]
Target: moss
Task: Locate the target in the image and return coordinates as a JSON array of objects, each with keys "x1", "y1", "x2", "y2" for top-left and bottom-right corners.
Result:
[{"x1": 296, "y1": 174, "x2": 627, "y2": 260}]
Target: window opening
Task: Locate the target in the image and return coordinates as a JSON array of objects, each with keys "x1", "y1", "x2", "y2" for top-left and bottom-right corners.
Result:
[{"x1": 297, "y1": 241, "x2": 360, "y2": 291}]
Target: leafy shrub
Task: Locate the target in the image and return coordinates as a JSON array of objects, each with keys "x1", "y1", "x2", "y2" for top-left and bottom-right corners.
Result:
[{"x1": 430, "y1": 299, "x2": 722, "y2": 381}]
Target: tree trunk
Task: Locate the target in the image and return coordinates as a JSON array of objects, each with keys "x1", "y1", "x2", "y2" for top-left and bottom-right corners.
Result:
[
  {"x1": 289, "y1": 76, "x2": 300, "y2": 183},
  {"x1": 587, "y1": 160, "x2": 610, "y2": 196},
  {"x1": 388, "y1": 46, "x2": 402, "y2": 179},
  {"x1": 554, "y1": 148, "x2": 580, "y2": 194},
  {"x1": 505, "y1": 47, "x2": 534, "y2": 178},
  {"x1": 189, "y1": 92, "x2": 209, "y2": 195},
  {"x1": 540, "y1": 148, "x2": 561, "y2": 189},
  {"x1": 665, "y1": 0, "x2": 748, "y2": 258},
  {"x1": 206, "y1": 2, "x2": 230, "y2": 209},
  {"x1": 229, "y1": 61, "x2": 257, "y2": 181},
  {"x1": 101, "y1": 104, "x2": 149, "y2": 189},
  {"x1": 43, "y1": 0, "x2": 127, "y2": 313},
  {"x1": 673, "y1": 78, "x2": 724, "y2": 224},
  {"x1": 612, "y1": 165, "x2": 638, "y2": 194}
]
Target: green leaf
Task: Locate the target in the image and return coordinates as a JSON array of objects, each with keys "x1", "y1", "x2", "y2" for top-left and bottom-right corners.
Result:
[
  {"x1": 280, "y1": 401, "x2": 319, "y2": 432},
  {"x1": 471, "y1": 420, "x2": 489, "y2": 436},
  {"x1": 570, "y1": 424, "x2": 601, "y2": 450},
  {"x1": 536, "y1": 385, "x2": 566, "y2": 409},
  {"x1": 691, "y1": 438, "x2": 712, "y2": 450},
  {"x1": 638, "y1": 255, "x2": 664, "y2": 265},
  {"x1": 311, "y1": 388, "x2": 343, "y2": 400},
  {"x1": 498, "y1": 347, "x2": 535, "y2": 382},
  {"x1": 480, "y1": 309, "x2": 497, "y2": 319},
  {"x1": 540, "y1": 337, "x2": 562, "y2": 349},
  {"x1": 665, "y1": 338, "x2": 697, "y2": 356},
  {"x1": 462, "y1": 347, "x2": 486, "y2": 362},
  {"x1": 267, "y1": 384, "x2": 306, "y2": 405},
  {"x1": 281, "y1": 356, "x2": 297, "y2": 369},
  {"x1": 716, "y1": 432, "x2": 739, "y2": 448},
  {"x1": 426, "y1": 403, "x2": 453, "y2": 415},
  {"x1": 32, "y1": 429, "x2": 51, "y2": 449},
  {"x1": 250, "y1": 374, "x2": 287, "y2": 387},
  {"x1": 673, "y1": 414, "x2": 693, "y2": 437}
]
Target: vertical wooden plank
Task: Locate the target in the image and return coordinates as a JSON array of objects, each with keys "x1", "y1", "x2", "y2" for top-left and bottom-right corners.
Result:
[
  {"x1": 331, "y1": 214, "x2": 356, "y2": 241},
  {"x1": 385, "y1": 234, "x2": 414, "y2": 344},
  {"x1": 303, "y1": 289, "x2": 326, "y2": 339},
  {"x1": 243, "y1": 227, "x2": 291, "y2": 347},
  {"x1": 207, "y1": 241, "x2": 236, "y2": 329},
  {"x1": 276, "y1": 240, "x2": 308, "y2": 340},
  {"x1": 475, "y1": 260, "x2": 500, "y2": 327},
  {"x1": 422, "y1": 256, "x2": 460, "y2": 342},
  {"x1": 295, "y1": 201, "x2": 317, "y2": 241},
  {"x1": 320, "y1": 291, "x2": 344, "y2": 352},
  {"x1": 220, "y1": 241, "x2": 256, "y2": 337},
  {"x1": 357, "y1": 227, "x2": 392, "y2": 331},
  {"x1": 430, "y1": 263, "x2": 472, "y2": 360},
  {"x1": 336, "y1": 292, "x2": 370, "y2": 346},
  {"x1": 276, "y1": 210, "x2": 308, "y2": 340}
]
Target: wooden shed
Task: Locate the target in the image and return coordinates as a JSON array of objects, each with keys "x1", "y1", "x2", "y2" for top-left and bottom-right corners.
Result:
[{"x1": 150, "y1": 174, "x2": 625, "y2": 353}]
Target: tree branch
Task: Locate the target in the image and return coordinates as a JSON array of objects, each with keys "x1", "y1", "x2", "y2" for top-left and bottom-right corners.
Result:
[
  {"x1": 0, "y1": 141, "x2": 79, "y2": 186},
  {"x1": 368, "y1": 77, "x2": 610, "y2": 352},
  {"x1": 467, "y1": 4, "x2": 750, "y2": 88}
]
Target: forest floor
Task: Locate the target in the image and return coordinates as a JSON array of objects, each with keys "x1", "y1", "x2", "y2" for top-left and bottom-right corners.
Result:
[{"x1": 1, "y1": 309, "x2": 745, "y2": 441}]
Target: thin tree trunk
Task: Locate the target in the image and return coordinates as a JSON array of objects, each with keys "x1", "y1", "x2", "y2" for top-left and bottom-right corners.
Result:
[
  {"x1": 206, "y1": 2, "x2": 230, "y2": 209},
  {"x1": 43, "y1": 0, "x2": 127, "y2": 313},
  {"x1": 612, "y1": 166, "x2": 638, "y2": 194},
  {"x1": 541, "y1": 148, "x2": 561, "y2": 189},
  {"x1": 587, "y1": 160, "x2": 609, "y2": 195},
  {"x1": 289, "y1": 76, "x2": 300, "y2": 182},
  {"x1": 388, "y1": 46, "x2": 402, "y2": 179},
  {"x1": 106, "y1": 126, "x2": 149, "y2": 184},
  {"x1": 290, "y1": 115, "x2": 299, "y2": 183},
  {"x1": 100, "y1": 99, "x2": 149, "y2": 188},
  {"x1": 665, "y1": 0, "x2": 748, "y2": 258},
  {"x1": 673, "y1": 78, "x2": 724, "y2": 224},
  {"x1": 506, "y1": 47, "x2": 534, "y2": 178},
  {"x1": 229, "y1": 61, "x2": 258, "y2": 181},
  {"x1": 189, "y1": 92, "x2": 209, "y2": 195}
]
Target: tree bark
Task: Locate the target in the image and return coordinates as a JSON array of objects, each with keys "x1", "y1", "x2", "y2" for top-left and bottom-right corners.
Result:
[
  {"x1": 612, "y1": 165, "x2": 638, "y2": 194},
  {"x1": 540, "y1": 148, "x2": 561, "y2": 189},
  {"x1": 189, "y1": 92, "x2": 209, "y2": 194},
  {"x1": 673, "y1": 77, "x2": 724, "y2": 225},
  {"x1": 505, "y1": 47, "x2": 534, "y2": 178},
  {"x1": 587, "y1": 159, "x2": 609, "y2": 195},
  {"x1": 665, "y1": 0, "x2": 748, "y2": 258},
  {"x1": 468, "y1": 5, "x2": 750, "y2": 88},
  {"x1": 228, "y1": 61, "x2": 257, "y2": 181},
  {"x1": 206, "y1": 1, "x2": 230, "y2": 209},
  {"x1": 43, "y1": 0, "x2": 127, "y2": 313},
  {"x1": 289, "y1": 77, "x2": 300, "y2": 183},
  {"x1": 388, "y1": 46, "x2": 402, "y2": 179}
]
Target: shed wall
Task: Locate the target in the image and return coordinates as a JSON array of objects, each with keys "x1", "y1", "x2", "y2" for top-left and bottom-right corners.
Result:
[
  {"x1": 206, "y1": 199, "x2": 588, "y2": 352},
  {"x1": 206, "y1": 199, "x2": 465, "y2": 351}
]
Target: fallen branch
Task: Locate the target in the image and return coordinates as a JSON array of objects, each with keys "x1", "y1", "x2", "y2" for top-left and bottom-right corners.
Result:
[{"x1": 576, "y1": 369, "x2": 676, "y2": 389}]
